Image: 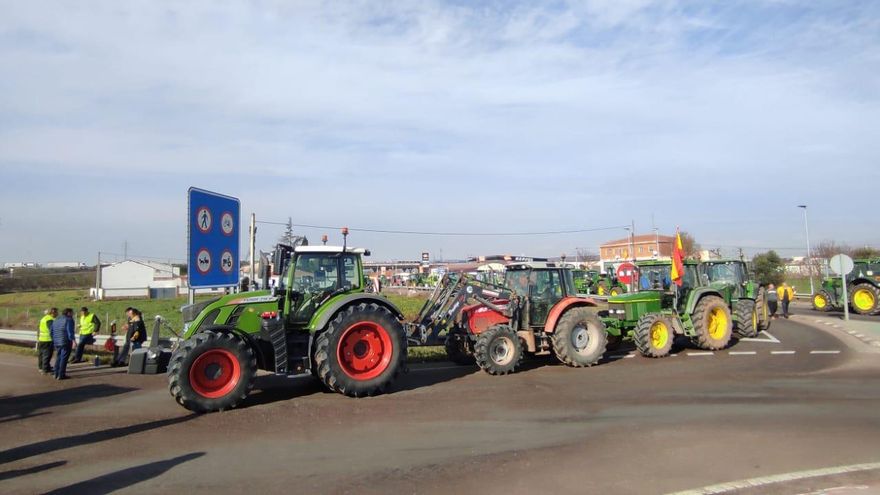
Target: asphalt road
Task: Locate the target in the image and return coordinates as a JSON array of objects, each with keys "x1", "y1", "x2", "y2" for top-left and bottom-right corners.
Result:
[{"x1": 1, "y1": 317, "x2": 879, "y2": 495}]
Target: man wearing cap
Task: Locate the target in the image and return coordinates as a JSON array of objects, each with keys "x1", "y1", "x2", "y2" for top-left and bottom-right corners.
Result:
[{"x1": 71, "y1": 306, "x2": 101, "y2": 363}]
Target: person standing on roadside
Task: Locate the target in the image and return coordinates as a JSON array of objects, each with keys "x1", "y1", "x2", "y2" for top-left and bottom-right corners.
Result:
[
  {"x1": 777, "y1": 282, "x2": 795, "y2": 319},
  {"x1": 51, "y1": 308, "x2": 76, "y2": 380},
  {"x1": 113, "y1": 307, "x2": 146, "y2": 367},
  {"x1": 766, "y1": 284, "x2": 778, "y2": 319},
  {"x1": 37, "y1": 307, "x2": 58, "y2": 374},
  {"x1": 71, "y1": 306, "x2": 101, "y2": 364}
]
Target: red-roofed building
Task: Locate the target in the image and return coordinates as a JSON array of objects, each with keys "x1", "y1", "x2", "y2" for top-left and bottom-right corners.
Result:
[{"x1": 600, "y1": 234, "x2": 675, "y2": 263}]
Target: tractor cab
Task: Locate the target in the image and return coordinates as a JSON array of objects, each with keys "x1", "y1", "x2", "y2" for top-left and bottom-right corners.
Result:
[
  {"x1": 700, "y1": 259, "x2": 755, "y2": 300},
  {"x1": 503, "y1": 263, "x2": 576, "y2": 327},
  {"x1": 278, "y1": 246, "x2": 368, "y2": 325}
]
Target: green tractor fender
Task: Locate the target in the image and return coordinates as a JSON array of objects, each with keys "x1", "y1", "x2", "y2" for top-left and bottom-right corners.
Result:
[
  {"x1": 307, "y1": 293, "x2": 405, "y2": 332},
  {"x1": 682, "y1": 287, "x2": 726, "y2": 315}
]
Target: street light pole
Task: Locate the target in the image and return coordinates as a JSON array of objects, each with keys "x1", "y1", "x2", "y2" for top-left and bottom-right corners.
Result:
[{"x1": 798, "y1": 205, "x2": 814, "y2": 295}]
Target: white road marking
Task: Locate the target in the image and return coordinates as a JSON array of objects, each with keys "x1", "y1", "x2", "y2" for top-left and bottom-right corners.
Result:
[
  {"x1": 686, "y1": 352, "x2": 714, "y2": 357},
  {"x1": 728, "y1": 351, "x2": 756, "y2": 355},
  {"x1": 771, "y1": 351, "x2": 796, "y2": 355},
  {"x1": 666, "y1": 461, "x2": 880, "y2": 495},
  {"x1": 623, "y1": 354, "x2": 635, "y2": 359},
  {"x1": 740, "y1": 331, "x2": 781, "y2": 343},
  {"x1": 810, "y1": 350, "x2": 841, "y2": 355},
  {"x1": 854, "y1": 334, "x2": 866, "y2": 338}
]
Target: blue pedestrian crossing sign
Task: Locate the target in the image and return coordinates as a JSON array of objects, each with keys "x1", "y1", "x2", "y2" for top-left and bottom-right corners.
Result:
[{"x1": 188, "y1": 187, "x2": 240, "y2": 288}]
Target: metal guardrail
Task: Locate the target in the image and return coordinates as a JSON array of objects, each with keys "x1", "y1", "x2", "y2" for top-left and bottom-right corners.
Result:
[{"x1": 0, "y1": 329, "x2": 179, "y2": 346}]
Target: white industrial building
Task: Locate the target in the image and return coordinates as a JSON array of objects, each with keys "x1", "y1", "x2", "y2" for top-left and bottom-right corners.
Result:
[{"x1": 91, "y1": 260, "x2": 183, "y2": 300}]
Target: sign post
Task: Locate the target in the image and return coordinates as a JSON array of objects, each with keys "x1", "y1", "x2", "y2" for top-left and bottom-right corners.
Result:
[
  {"x1": 829, "y1": 253, "x2": 854, "y2": 322},
  {"x1": 188, "y1": 188, "x2": 241, "y2": 299}
]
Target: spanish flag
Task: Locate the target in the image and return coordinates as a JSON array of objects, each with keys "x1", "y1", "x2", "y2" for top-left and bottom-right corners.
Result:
[{"x1": 671, "y1": 229, "x2": 685, "y2": 287}]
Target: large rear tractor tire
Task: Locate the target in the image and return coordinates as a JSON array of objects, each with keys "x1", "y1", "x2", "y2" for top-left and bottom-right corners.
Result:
[
  {"x1": 314, "y1": 303, "x2": 406, "y2": 397},
  {"x1": 445, "y1": 330, "x2": 475, "y2": 365},
  {"x1": 634, "y1": 313, "x2": 674, "y2": 358},
  {"x1": 812, "y1": 291, "x2": 833, "y2": 312},
  {"x1": 850, "y1": 284, "x2": 879, "y2": 315},
  {"x1": 692, "y1": 296, "x2": 733, "y2": 350},
  {"x1": 596, "y1": 282, "x2": 609, "y2": 296},
  {"x1": 551, "y1": 307, "x2": 607, "y2": 367},
  {"x1": 734, "y1": 300, "x2": 759, "y2": 338},
  {"x1": 756, "y1": 287, "x2": 771, "y2": 332},
  {"x1": 474, "y1": 325, "x2": 523, "y2": 375},
  {"x1": 168, "y1": 330, "x2": 257, "y2": 413}
]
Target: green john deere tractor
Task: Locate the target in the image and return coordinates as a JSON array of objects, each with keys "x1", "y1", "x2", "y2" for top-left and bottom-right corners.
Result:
[
  {"x1": 812, "y1": 258, "x2": 880, "y2": 315},
  {"x1": 699, "y1": 259, "x2": 770, "y2": 338},
  {"x1": 572, "y1": 269, "x2": 627, "y2": 296},
  {"x1": 168, "y1": 242, "x2": 407, "y2": 413},
  {"x1": 600, "y1": 260, "x2": 733, "y2": 358}
]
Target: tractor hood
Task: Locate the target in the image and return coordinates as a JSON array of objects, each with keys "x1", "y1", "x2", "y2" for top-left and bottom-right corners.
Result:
[
  {"x1": 607, "y1": 291, "x2": 662, "y2": 305},
  {"x1": 181, "y1": 290, "x2": 281, "y2": 338}
]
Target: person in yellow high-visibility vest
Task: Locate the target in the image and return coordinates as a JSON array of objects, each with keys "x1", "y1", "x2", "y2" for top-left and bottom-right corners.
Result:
[
  {"x1": 71, "y1": 306, "x2": 101, "y2": 363},
  {"x1": 37, "y1": 308, "x2": 58, "y2": 374},
  {"x1": 777, "y1": 283, "x2": 795, "y2": 319}
]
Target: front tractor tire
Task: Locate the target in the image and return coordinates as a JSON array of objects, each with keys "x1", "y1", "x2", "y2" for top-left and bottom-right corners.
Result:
[
  {"x1": 734, "y1": 300, "x2": 759, "y2": 338},
  {"x1": 474, "y1": 325, "x2": 523, "y2": 375},
  {"x1": 551, "y1": 307, "x2": 608, "y2": 367},
  {"x1": 609, "y1": 286, "x2": 624, "y2": 296},
  {"x1": 692, "y1": 296, "x2": 733, "y2": 350},
  {"x1": 634, "y1": 313, "x2": 674, "y2": 358},
  {"x1": 314, "y1": 303, "x2": 406, "y2": 397},
  {"x1": 168, "y1": 330, "x2": 257, "y2": 414},
  {"x1": 850, "y1": 284, "x2": 879, "y2": 315},
  {"x1": 812, "y1": 291, "x2": 833, "y2": 312}
]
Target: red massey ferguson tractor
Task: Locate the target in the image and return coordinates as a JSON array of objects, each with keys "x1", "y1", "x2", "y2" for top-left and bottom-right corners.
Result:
[{"x1": 407, "y1": 263, "x2": 608, "y2": 375}]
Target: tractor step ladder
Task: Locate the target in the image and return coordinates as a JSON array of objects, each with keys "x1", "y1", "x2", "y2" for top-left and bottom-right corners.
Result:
[{"x1": 261, "y1": 315, "x2": 288, "y2": 374}]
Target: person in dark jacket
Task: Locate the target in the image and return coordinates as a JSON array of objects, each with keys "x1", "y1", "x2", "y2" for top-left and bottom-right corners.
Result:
[
  {"x1": 113, "y1": 307, "x2": 147, "y2": 367},
  {"x1": 51, "y1": 308, "x2": 76, "y2": 380}
]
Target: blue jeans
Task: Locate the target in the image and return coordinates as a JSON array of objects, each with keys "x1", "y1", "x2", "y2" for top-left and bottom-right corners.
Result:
[{"x1": 54, "y1": 342, "x2": 72, "y2": 378}]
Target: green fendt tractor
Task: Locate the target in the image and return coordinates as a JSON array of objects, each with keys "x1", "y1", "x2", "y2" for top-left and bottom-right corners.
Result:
[
  {"x1": 700, "y1": 259, "x2": 770, "y2": 338},
  {"x1": 812, "y1": 258, "x2": 880, "y2": 315},
  {"x1": 572, "y1": 269, "x2": 627, "y2": 296},
  {"x1": 168, "y1": 242, "x2": 407, "y2": 413},
  {"x1": 600, "y1": 260, "x2": 733, "y2": 358}
]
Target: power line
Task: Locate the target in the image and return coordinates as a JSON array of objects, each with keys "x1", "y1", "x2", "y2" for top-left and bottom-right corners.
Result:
[{"x1": 280, "y1": 223, "x2": 630, "y2": 237}]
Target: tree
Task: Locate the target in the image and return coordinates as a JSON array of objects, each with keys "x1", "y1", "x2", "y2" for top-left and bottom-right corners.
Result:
[
  {"x1": 851, "y1": 246, "x2": 880, "y2": 259},
  {"x1": 814, "y1": 240, "x2": 852, "y2": 260},
  {"x1": 679, "y1": 231, "x2": 700, "y2": 259},
  {"x1": 278, "y1": 217, "x2": 308, "y2": 247},
  {"x1": 752, "y1": 250, "x2": 785, "y2": 286}
]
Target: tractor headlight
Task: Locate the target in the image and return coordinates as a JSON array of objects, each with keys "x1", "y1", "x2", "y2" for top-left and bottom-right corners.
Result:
[{"x1": 608, "y1": 303, "x2": 626, "y2": 319}]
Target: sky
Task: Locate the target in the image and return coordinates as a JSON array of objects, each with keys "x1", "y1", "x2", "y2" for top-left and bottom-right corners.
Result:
[{"x1": 1, "y1": 0, "x2": 878, "y2": 264}]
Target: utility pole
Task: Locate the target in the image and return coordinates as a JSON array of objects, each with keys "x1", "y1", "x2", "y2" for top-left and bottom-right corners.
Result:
[
  {"x1": 249, "y1": 213, "x2": 256, "y2": 290},
  {"x1": 95, "y1": 251, "x2": 102, "y2": 300},
  {"x1": 123, "y1": 241, "x2": 128, "y2": 260},
  {"x1": 798, "y1": 205, "x2": 815, "y2": 295}
]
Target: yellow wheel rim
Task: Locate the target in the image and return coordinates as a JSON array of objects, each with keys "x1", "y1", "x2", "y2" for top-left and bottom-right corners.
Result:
[
  {"x1": 813, "y1": 294, "x2": 826, "y2": 309},
  {"x1": 853, "y1": 289, "x2": 875, "y2": 311},
  {"x1": 751, "y1": 308, "x2": 758, "y2": 330},
  {"x1": 650, "y1": 321, "x2": 669, "y2": 350},
  {"x1": 598, "y1": 286, "x2": 606, "y2": 295},
  {"x1": 707, "y1": 307, "x2": 728, "y2": 340},
  {"x1": 610, "y1": 288, "x2": 620, "y2": 296}
]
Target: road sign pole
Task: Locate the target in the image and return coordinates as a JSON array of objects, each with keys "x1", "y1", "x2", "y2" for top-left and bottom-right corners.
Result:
[{"x1": 841, "y1": 271, "x2": 849, "y2": 322}]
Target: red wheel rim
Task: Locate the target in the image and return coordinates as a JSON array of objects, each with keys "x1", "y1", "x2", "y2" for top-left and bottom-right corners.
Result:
[
  {"x1": 336, "y1": 322, "x2": 393, "y2": 380},
  {"x1": 189, "y1": 349, "x2": 241, "y2": 399}
]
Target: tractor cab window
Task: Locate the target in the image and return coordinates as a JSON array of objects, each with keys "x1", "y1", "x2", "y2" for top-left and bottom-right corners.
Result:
[
  {"x1": 704, "y1": 263, "x2": 742, "y2": 285},
  {"x1": 342, "y1": 255, "x2": 361, "y2": 290},
  {"x1": 529, "y1": 270, "x2": 563, "y2": 326},
  {"x1": 505, "y1": 270, "x2": 531, "y2": 297},
  {"x1": 638, "y1": 265, "x2": 672, "y2": 291}
]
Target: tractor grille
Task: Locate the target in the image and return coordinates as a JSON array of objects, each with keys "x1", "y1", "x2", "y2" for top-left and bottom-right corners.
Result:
[{"x1": 607, "y1": 303, "x2": 627, "y2": 319}]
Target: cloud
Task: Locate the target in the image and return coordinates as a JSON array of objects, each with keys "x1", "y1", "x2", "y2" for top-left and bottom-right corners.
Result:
[{"x1": 1, "y1": 1, "x2": 878, "y2": 261}]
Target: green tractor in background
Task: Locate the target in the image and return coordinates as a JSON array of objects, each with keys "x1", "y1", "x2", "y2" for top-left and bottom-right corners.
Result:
[
  {"x1": 572, "y1": 269, "x2": 627, "y2": 296},
  {"x1": 812, "y1": 258, "x2": 880, "y2": 315},
  {"x1": 600, "y1": 260, "x2": 733, "y2": 358},
  {"x1": 699, "y1": 259, "x2": 770, "y2": 338},
  {"x1": 168, "y1": 242, "x2": 407, "y2": 413}
]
